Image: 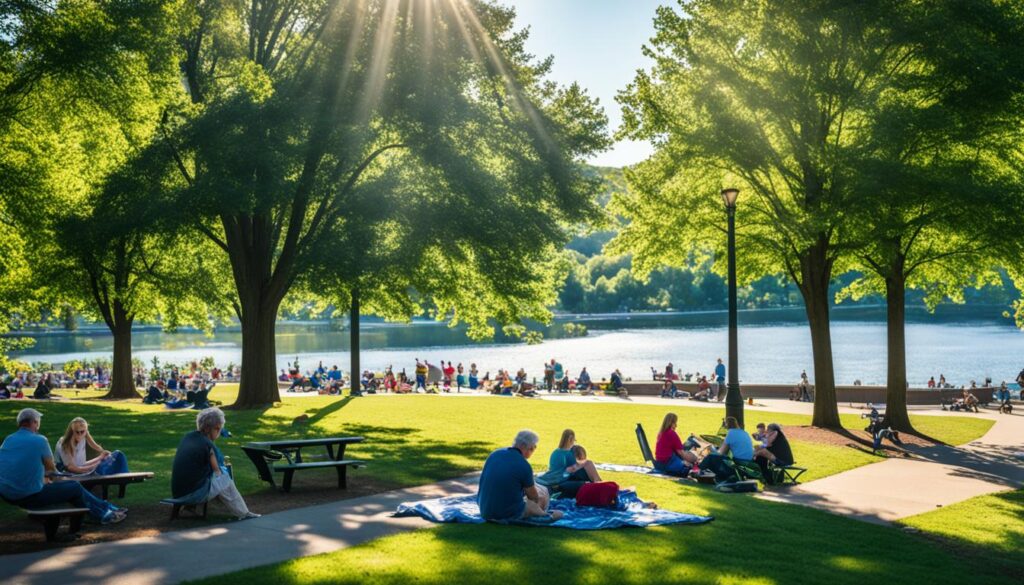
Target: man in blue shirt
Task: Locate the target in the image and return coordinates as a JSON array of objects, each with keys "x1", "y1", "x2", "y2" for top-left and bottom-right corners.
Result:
[
  {"x1": 0, "y1": 409, "x2": 124, "y2": 524},
  {"x1": 325, "y1": 366, "x2": 342, "y2": 394},
  {"x1": 700, "y1": 416, "x2": 754, "y2": 482},
  {"x1": 714, "y1": 358, "x2": 727, "y2": 401},
  {"x1": 477, "y1": 430, "x2": 563, "y2": 521}
]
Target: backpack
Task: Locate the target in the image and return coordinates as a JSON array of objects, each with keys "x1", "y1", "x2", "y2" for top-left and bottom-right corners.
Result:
[{"x1": 575, "y1": 481, "x2": 620, "y2": 507}]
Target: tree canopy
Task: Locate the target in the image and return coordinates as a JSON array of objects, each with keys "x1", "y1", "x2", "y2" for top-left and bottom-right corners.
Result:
[
  {"x1": 146, "y1": 0, "x2": 609, "y2": 406},
  {"x1": 613, "y1": 0, "x2": 1024, "y2": 427}
]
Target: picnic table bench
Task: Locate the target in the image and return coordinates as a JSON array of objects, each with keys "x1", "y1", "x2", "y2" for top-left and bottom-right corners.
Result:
[
  {"x1": 25, "y1": 507, "x2": 89, "y2": 541},
  {"x1": 242, "y1": 437, "x2": 366, "y2": 493},
  {"x1": 77, "y1": 472, "x2": 154, "y2": 499}
]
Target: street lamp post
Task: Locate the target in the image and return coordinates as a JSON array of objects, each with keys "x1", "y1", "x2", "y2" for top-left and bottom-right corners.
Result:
[{"x1": 721, "y1": 188, "x2": 744, "y2": 428}]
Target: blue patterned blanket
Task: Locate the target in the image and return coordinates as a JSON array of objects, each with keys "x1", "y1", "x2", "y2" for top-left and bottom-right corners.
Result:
[{"x1": 394, "y1": 490, "x2": 712, "y2": 530}]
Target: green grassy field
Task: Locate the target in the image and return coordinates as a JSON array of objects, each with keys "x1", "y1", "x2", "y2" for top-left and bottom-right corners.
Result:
[
  {"x1": 899, "y1": 488, "x2": 1024, "y2": 573},
  {"x1": 0, "y1": 385, "x2": 993, "y2": 524},
  {"x1": 3, "y1": 387, "x2": 1014, "y2": 584}
]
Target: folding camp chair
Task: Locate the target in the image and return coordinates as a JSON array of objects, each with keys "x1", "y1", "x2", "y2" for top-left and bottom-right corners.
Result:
[{"x1": 635, "y1": 423, "x2": 655, "y2": 465}]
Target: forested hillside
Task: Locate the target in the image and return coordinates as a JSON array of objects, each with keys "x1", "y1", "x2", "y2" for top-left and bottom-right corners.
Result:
[{"x1": 556, "y1": 167, "x2": 1019, "y2": 314}]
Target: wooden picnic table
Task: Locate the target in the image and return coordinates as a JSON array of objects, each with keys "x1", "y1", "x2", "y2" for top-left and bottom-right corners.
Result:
[
  {"x1": 74, "y1": 472, "x2": 155, "y2": 499},
  {"x1": 242, "y1": 437, "x2": 366, "y2": 492},
  {"x1": 244, "y1": 436, "x2": 365, "y2": 462}
]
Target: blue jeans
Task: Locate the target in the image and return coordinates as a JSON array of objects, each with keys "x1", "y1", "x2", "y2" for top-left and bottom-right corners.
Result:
[
  {"x1": 653, "y1": 454, "x2": 691, "y2": 477},
  {"x1": 95, "y1": 451, "x2": 129, "y2": 475},
  {"x1": 8, "y1": 480, "x2": 118, "y2": 520}
]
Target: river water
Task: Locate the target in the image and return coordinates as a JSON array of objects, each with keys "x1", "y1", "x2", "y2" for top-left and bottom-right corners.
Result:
[{"x1": 8, "y1": 306, "x2": 1024, "y2": 387}]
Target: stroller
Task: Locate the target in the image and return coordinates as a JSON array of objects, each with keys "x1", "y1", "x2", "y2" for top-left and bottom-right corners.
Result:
[{"x1": 862, "y1": 408, "x2": 903, "y2": 451}]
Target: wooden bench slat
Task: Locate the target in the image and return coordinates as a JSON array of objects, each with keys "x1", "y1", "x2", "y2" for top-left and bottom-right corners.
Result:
[
  {"x1": 18, "y1": 508, "x2": 89, "y2": 541},
  {"x1": 24, "y1": 508, "x2": 89, "y2": 516},
  {"x1": 272, "y1": 460, "x2": 364, "y2": 471}
]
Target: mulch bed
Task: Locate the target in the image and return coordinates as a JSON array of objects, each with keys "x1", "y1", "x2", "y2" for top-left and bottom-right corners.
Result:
[
  {"x1": 0, "y1": 474, "x2": 401, "y2": 555},
  {"x1": 784, "y1": 425, "x2": 937, "y2": 453}
]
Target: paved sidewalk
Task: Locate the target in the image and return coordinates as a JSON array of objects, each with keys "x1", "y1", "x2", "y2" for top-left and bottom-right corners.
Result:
[
  {"x1": 1, "y1": 476, "x2": 480, "y2": 585},
  {"x1": 756, "y1": 412, "x2": 1024, "y2": 524}
]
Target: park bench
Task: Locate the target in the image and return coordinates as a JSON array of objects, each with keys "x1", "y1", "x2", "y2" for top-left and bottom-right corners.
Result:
[
  {"x1": 159, "y1": 497, "x2": 209, "y2": 520},
  {"x1": 2, "y1": 485, "x2": 91, "y2": 540},
  {"x1": 78, "y1": 472, "x2": 154, "y2": 500},
  {"x1": 242, "y1": 437, "x2": 365, "y2": 493},
  {"x1": 21, "y1": 506, "x2": 89, "y2": 541},
  {"x1": 159, "y1": 464, "x2": 232, "y2": 520}
]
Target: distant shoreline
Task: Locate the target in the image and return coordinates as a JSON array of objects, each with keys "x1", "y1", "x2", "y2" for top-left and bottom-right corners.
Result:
[{"x1": 3, "y1": 303, "x2": 1014, "y2": 338}]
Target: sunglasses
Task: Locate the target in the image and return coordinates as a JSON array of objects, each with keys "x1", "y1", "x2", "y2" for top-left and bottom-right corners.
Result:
[{"x1": 74, "y1": 430, "x2": 87, "y2": 435}]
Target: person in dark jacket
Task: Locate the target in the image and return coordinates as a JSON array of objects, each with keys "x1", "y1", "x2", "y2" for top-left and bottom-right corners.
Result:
[
  {"x1": 32, "y1": 379, "x2": 51, "y2": 400},
  {"x1": 754, "y1": 422, "x2": 794, "y2": 482}
]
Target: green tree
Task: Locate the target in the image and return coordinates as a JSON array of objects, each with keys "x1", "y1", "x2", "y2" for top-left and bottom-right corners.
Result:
[
  {"x1": 1, "y1": 0, "x2": 173, "y2": 364},
  {"x1": 835, "y1": 2, "x2": 1024, "y2": 430},
  {"x1": 841, "y1": 160, "x2": 1022, "y2": 430},
  {"x1": 160, "y1": 0, "x2": 607, "y2": 407},
  {"x1": 613, "y1": 0, "x2": 1024, "y2": 428},
  {"x1": 53, "y1": 153, "x2": 231, "y2": 399}
]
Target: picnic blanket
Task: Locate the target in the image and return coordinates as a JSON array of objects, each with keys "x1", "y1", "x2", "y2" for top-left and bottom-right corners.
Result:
[
  {"x1": 394, "y1": 489, "x2": 712, "y2": 530},
  {"x1": 595, "y1": 463, "x2": 680, "y2": 479}
]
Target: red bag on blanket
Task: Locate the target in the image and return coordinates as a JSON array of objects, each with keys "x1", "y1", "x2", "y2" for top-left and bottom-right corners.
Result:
[{"x1": 575, "y1": 481, "x2": 619, "y2": 507}]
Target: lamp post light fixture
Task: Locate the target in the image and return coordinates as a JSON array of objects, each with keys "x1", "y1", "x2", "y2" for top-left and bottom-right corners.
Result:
[{"x1": 721, "y1": 188, "x2": 744, "y2": 428}]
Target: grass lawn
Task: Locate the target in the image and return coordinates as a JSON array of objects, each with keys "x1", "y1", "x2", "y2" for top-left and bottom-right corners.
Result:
[
  {"x1": 899, "y1": 488, "x2": 1024, "y2": 574},
  {"x1": 2, "y1": 386, "x2": 1012, "y2": 583},
  {"x1": 0, "y1": 385, "x2": 992, "y2": 524},
  {"x1": 187, "y1": 472, "x2": 1020, "y2": 585}
]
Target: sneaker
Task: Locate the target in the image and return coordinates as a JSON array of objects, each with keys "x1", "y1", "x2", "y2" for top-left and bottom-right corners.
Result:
[
  {"x1": 101, "y1": 510, "x2": 127, "y2": 525},
  {"x1": 239, "y1": 512, "x2": 261, "y2": 520}
]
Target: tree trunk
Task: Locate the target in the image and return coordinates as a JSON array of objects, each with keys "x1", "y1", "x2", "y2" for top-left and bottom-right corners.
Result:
[
  {"x1": 884, "y1": 265, "x2": 915, "y2": 432},
  {"x1": 350, "y1": 289, "x2": 360, "y2": 393},
  {"x1": 104, "y1": 305, "x2": 139, "y2": 400},
  {"x1": 234, "y1": 303, "x2": 282, "y2": 408},
  {"x1": 799, "y1": 238, "x2": 842, "y2": 428}
]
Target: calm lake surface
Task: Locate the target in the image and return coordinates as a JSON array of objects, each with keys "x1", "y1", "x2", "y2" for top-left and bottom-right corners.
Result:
[{"x1": 8, "y1": 306, "x2": 1024, "y2": 387}]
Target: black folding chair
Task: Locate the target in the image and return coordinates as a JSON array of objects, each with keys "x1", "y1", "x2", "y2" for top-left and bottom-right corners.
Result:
[{"x1": 636, "y1": 423, "x2": 655, "y2": 465}]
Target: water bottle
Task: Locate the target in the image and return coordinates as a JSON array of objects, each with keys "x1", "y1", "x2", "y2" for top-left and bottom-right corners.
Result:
[{"x1": 224, "y1": 455, "x2": 233, "y2": 479}]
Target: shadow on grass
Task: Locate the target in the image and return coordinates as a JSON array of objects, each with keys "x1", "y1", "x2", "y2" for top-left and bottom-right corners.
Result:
[{"x1": 198, "y1": 483, "x2": 1020, "y2": 585}]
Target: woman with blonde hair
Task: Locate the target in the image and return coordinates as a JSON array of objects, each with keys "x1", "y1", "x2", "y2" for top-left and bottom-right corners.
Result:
[
  {"x1": 654, "y1": 412, "x2": 697, "y2": 476},
  {"x1": 536, "y1": 428, "x2": 601, "y2": 497},
  {"x1": 54, "y1": 417, "x2": 129, "y2": 475}
]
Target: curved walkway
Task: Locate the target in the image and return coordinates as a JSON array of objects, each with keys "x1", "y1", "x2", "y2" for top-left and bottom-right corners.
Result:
[
  {"x1": 0, "y1": 476, "x2": 480, "y2": 585},
  {"x1": 755, "y1": 410, "x2": 1024, "y2": 524}
]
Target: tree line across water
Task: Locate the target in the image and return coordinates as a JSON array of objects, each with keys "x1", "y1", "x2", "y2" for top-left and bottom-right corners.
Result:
[{"x1": 3, "y1": 1, "x2": 1024, "y2": 432}]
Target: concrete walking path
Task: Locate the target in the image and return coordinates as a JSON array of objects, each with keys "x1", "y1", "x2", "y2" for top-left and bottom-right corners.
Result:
[
  {"x1": 756, "y1": 411, "x2": 1024, "y2": 524},
  {"x1": 0, "y1": 476, "x2": 480, "y2": 585}
]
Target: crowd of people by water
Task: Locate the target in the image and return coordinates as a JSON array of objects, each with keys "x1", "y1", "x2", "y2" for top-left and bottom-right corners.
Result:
[
  {"x1": 3, "y1": 358, "x2": 1024, "y2": 408},
  {"x1": 276, "y1": 357, "x2": 629, "y2": 398}
]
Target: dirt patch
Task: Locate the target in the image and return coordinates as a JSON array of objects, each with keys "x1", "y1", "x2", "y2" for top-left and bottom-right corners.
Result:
[{"x1": 0, "y1": 474, "x2": 402, "y2": 556}]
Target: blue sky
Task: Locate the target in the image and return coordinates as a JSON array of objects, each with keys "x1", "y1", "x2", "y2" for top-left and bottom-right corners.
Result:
[{"x1": 511, "y1": 0, "x2": 663, "y2": 168}]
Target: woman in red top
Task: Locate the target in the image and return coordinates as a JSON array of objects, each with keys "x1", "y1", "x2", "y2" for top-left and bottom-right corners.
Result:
[{"x1": 654, "y1": 413, "x2": 698, "y2": 476}]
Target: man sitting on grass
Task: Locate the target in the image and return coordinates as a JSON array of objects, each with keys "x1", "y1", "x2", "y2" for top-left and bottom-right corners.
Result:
[
  {"x1": 0, "y1": 408, "x2": 126, "y2": 525},
  {"x1": 478, "y1": 430, "x2": 563, "y2": 522}
]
